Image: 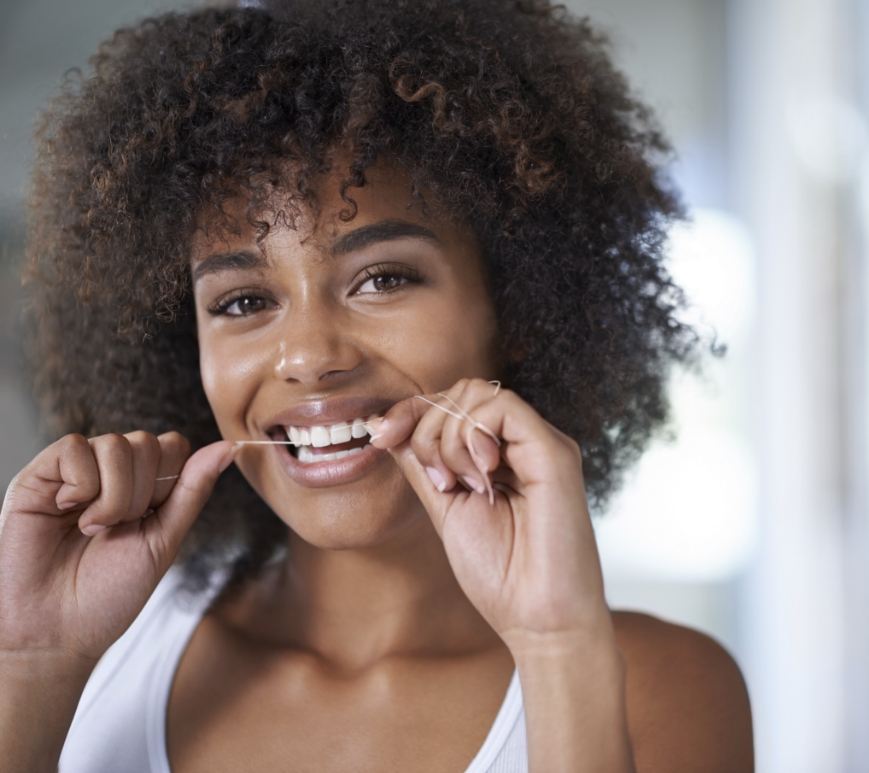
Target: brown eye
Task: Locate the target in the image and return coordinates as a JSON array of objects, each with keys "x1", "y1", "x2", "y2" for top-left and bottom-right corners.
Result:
[
  {"x1": 208, "y1": 293, "x2": 273, "y2": 317},
  {"x1": 355, "y1": 263, "x2": 422, "y2": 295}
]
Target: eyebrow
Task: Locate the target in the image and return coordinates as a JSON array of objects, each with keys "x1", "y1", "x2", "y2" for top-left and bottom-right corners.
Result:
[
  {"x1": 330, "y1": 219, "x2": 442, "y2": 256},
  {"x1": 192, "y1": 219, "x2": 443, "y2": 283}
]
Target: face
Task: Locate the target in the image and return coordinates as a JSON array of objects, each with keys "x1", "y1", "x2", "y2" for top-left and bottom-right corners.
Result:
[{"x1": 190, "y1": 157, "x2": 502, "y2": 548}]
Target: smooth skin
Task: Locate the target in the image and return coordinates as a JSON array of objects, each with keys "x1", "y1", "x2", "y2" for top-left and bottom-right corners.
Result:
[{"x1": 0, "y1": 153, "x2": 753, "y2": 772}]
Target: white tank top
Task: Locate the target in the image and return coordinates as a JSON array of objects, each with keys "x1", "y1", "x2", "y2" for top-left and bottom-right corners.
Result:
[{"x1": 58, "y1": 565, "x2": 528, "y2": 772}]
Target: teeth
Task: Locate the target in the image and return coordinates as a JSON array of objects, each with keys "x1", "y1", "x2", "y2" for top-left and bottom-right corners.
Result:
[
  {"x1": 297, "y1": 445, "x2": 368, "y2": 463},
  {"x1": 284, "y1": 414, "x2": 381, "y2": 448},
  {"x1": 310, "y1": 426, "x2": 331, "y2": 448},
  {"x1": 330, "y1": 423, "x2": 352, "y2": 445}
]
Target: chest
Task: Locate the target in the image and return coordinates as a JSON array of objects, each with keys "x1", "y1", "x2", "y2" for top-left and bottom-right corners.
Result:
[{"x1": 165, "y1": 620, "x2": 516, "y2": 773}]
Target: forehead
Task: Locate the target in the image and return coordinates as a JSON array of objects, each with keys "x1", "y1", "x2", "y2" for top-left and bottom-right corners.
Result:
[{"x1": 189, "y1": 155, "x2": 468, "y2": 263}]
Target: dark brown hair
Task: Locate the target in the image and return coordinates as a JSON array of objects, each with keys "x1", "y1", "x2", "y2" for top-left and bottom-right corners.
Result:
[{"x1": 23, "y1": 0, "x2": 724, "y2": 595}]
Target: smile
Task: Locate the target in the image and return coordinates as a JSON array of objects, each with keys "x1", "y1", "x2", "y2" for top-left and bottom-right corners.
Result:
[
  {"x1": 281, "y1": 413, "x2": 381, "y2": 450},
  {"x1": 266, "y1": 416, "x2": 389, "y2": 488}
]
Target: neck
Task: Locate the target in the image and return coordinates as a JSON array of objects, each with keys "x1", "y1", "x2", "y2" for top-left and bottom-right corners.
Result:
[{"x1": 215, "y1": 513, "x2": 503, "y2": 673}]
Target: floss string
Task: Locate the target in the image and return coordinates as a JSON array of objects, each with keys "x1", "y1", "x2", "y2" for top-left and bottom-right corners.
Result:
[{"x1": 155, "y1": 381, "x2": 504, "y2": 501}]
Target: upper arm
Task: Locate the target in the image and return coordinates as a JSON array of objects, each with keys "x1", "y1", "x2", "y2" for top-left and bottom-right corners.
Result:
[{"x1": 612, "y1": 611, "x2": 754, "y2": 773}]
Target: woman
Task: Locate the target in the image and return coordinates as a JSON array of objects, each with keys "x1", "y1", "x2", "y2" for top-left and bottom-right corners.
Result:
[{"x1": 1, "y1": 1, "x2": 753, "y2": 770}]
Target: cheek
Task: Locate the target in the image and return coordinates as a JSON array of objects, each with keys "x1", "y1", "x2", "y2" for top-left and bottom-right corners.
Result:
[
  {"x1": 381, "y1": 293, "x2": 499, "y2": 390},
  {"x1": 198, "y1": 333, "x2": 269, "y2": 429}
]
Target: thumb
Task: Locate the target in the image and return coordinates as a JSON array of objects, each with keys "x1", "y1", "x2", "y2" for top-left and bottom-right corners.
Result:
[
  {"x1": 147, "y1": 440, "x2": 236, "y2": 571},
  {"x1": 383, "y1": 439, "x2": 452, "y2": 539}
]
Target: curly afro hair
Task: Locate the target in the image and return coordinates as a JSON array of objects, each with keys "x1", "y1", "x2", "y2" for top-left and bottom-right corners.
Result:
[{"x1": 23, "y1": 0, "x2": 724, "y2": 596}]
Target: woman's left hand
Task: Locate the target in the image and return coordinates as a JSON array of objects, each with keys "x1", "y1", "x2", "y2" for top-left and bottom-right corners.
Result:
[{"x1": 368, "y1": 376, "x2": 612, "y2": 653}]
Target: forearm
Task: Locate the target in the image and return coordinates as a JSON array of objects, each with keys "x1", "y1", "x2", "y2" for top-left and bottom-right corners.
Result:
[
  {"x1": 0, "y1": 650, "x2": 95, "y2": 773},
  {"x1": 511, "y1": 630, "x2": 635, "y2": 773}
]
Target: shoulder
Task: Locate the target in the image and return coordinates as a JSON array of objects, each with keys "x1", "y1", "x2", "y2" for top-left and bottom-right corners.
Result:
[{"x1": 611, "y1": 610, "x2": 754, "y2": 773}]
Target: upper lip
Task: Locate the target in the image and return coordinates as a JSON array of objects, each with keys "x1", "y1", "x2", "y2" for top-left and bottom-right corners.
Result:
[{"x1": 263, "y1": 395, "x2": 400, "y2": 431}]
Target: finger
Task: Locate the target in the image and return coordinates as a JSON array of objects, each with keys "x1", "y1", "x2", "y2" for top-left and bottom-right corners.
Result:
[
  {"x1": 457, "y1": 386, "x2": 576, "y2": 487},
  {"x1": 406, "y1": 389, "x2": 473, "y2": 493},
  {"x1": 367, "y1": 387, "x2": 445, "y2": 490},
  {"x1": 491, "y1": 470, "x2": 522, "y2": 499},
  {"x1": 76, "y1": 434, "x2": 134, "y2": 533},
  {"x1": 373, "y1": 379, "x2": 503, "y2": 497},
  {"x1": 368, "y1": 384, "x2": 443, "y2": 449},
  {"x1": 436, "y1": 383, "x2": 499, "y2": 499},
  {"x1": 370, "y1": 379, "x2": 486, "y2": 491},
  {"x1": 150, "y1": 432, "x2": 192, "y2": 509},
  {"x1": 123, "y1": 431, "x2": 161, "y2": 522},
  {"x1": 382, "y1": 440, "x2": 467, "y2": 539},
  {"x1": 6, "y1": 433, "x2": 100, "y2": 517},
  {"x1": 490, "y1": 458, "x2": 522, "y2": 491},
  {"x1": 142, "y1": 440, "x2": 236, "y2": 573}
]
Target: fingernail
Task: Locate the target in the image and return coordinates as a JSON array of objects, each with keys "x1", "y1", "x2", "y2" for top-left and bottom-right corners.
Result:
[
  {"x1": 56, "y1": 500, "x2": 78, "y2": 511},
  {"x1": 461, "y1": 474, "x2": 486, "y2": 495},
  {"x1": 368, "y1": 417, "x2": 388, "y2": 437},
  {"x1": 80, "y1": 523, "x2": 108, "y2": 537},
  {"x1": 425, "y1": 466, "x2": 447, "y2": 493}
]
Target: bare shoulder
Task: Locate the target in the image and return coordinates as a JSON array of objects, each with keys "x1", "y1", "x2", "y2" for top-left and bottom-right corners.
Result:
[{"x1": 611, "y1": 610, "x2": 754, "y2": 773}]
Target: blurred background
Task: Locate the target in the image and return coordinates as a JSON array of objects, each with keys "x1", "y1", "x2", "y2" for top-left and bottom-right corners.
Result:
[{"x1": 0, "y1": 0, "x2": 865, "y2": 770}]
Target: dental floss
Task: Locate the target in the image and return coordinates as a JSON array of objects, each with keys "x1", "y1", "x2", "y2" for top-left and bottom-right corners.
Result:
[
  {"x1": 154, "y1": 382, "x2": 504, "y2": 499},
  {"x1": 152, "y1": 419, "x2": 382, "y2": 482}
]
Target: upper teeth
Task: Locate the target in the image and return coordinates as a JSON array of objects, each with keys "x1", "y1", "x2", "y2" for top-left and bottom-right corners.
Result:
[{"x1": 285, "y1": 414, "x2": 380, "y2": 447}]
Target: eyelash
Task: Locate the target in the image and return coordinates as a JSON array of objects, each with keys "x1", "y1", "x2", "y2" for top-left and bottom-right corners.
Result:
[{"x1": 206, "y1": 263, "x2": 423, "y2": 318}]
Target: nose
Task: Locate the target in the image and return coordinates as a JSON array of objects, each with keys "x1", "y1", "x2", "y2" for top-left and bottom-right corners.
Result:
[{"x1": 272, "y1": 298, "x2": 363, "y2": 385}]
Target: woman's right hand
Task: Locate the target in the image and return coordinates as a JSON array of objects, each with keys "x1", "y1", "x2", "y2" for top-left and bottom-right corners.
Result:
[{"x1": 0, "y1": 431, "x2": 235, "y2": 667}]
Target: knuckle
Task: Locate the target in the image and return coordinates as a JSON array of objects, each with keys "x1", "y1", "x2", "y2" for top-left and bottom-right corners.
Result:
[
  {"x1": 555, "y1": 434, "x2": 583, "y2": 467},
  {"x1": 61, "y1": 432, "x2": 89, "y2": 448},
  {"x1": 97, "y1": 432, "x2": 131, "y2": 455},
  {"x1": 160, "y1": 431, "x2": 191, "y2": 456},
  {"x1": 134, "y1": 431, "x2": 162, "y2": 460},
  {"x1": 56, "y1": 432, "x2": 90, "y2": 457},
  {"x1": 554, "y1": 428, "x2": 579, "y2": 451},
  {"x1": 126, "y1": 429, "x2": 156, "y2": 446},
  {"x1": 465, "y1": 377, "x2": 489, "y2": 395},
  {"x1": 498, "y1": 387, "x2": 518, "y2": 403}
]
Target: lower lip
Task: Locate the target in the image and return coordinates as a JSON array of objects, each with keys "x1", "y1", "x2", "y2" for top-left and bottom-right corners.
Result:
[{"x1": 273, "y1": 439, "x2": 389, "y2": 488}]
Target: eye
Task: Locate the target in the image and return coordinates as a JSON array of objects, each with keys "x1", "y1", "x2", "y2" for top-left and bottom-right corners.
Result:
[
  {"x1": 207, "y1": 291, "x2": 274, "y2": 317},
  {"x1": 355, "y1": 263, "x2": 422, "y2": 295}
]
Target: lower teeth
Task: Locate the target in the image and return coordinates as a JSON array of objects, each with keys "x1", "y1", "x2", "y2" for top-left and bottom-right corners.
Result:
[{"x1": 296, "y1": 444, "x2": 368, "y2": 464}]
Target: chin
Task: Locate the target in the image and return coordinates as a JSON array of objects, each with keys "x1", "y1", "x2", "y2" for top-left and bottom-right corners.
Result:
[
  {"x1": 281, "y1": 512, "x2": 422, "y2": 552},
  {"x1": 271, "y1": 481, "x2": 431, "y2": 551}
]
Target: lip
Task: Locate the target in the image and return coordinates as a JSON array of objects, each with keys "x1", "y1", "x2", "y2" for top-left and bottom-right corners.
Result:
[
  {"x1": 272, "y1": 436, "x2": 389, "y2": 488},
  {"x1": 263, "y1": 395, "x2": 398, "y2": 431}
]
